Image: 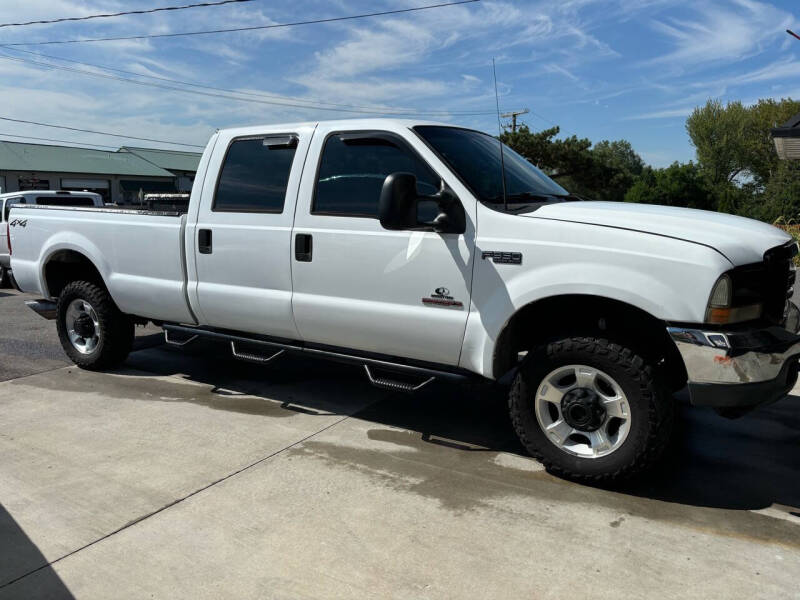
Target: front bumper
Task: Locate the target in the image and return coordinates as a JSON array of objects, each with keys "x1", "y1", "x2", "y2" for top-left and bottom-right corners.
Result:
[{"x1": 668, "y1": 305, "x2": 800, "y2": 408}]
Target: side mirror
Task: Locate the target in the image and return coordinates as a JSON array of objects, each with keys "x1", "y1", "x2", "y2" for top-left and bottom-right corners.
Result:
[{"x1": 378, "y1": 172, "x2": 466, "y2": 234}]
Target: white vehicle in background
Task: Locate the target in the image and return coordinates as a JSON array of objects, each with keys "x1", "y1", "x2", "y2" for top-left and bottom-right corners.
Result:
[
  {"x1": 7, "y1": 119, "x2": 800, "y2": 482},
  {"x1": 1, "y1": 190, "x2": 104, "y2": 286}
]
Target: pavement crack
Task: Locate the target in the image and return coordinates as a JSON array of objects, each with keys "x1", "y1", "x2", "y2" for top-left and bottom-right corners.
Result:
[{"x1": 0, "y1": 411, "x2": 359, "y2": 590}]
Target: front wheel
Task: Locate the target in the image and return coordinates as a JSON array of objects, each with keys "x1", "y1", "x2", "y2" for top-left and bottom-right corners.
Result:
[
  {"x1": 509, "y1": 337, "x2": 673, "y2": 482},
  {"x1": 56, "y1": 280, "x2": 134, "y2": 370}
]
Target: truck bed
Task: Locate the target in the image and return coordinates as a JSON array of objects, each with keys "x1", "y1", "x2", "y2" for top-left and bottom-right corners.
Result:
[{"x1": 9, "y1": 204, "x2": 195, "y2": 325}]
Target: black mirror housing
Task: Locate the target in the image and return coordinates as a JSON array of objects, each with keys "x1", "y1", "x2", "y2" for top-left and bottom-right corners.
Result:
[
  {"x1": 379, "y1": 172, "x2": 418, "y2": 231},
  {"x1": 379, "y1": 172, "x2": 466, "y2": 234}
]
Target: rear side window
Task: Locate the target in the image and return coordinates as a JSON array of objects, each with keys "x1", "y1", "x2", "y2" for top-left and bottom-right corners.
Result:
[
  {"x1": 213, "y1": 135, "x2": 298, "y2": 213},
  {"x1": 4, "y1": 197, "x2": 24, "y2": 220},
  {"x1": 313, "y1": 133, "x2": 439, "y2": 218}
]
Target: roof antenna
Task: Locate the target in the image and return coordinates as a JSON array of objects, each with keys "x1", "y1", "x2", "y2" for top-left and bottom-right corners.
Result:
[{"x1": 492, "y1": 58, "x2": 508, "y2": 212}]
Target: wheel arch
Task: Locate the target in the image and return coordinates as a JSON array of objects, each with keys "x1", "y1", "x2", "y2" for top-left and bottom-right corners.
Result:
[
  {"x1": 491, "y1": 294, "x2": 688, "y2": 391},
  {"x1": 42, "y1": 248, "x2": 109, "y2": 299}
]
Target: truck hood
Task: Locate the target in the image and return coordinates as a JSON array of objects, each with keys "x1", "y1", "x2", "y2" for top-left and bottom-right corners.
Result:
[{"x1": 530, "y1": 201, "x2": 792, "y2": 266}]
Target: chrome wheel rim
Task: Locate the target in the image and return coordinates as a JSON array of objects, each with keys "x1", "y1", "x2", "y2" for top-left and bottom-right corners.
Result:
[
  {"x1": 535, "y1": 364, "x2": 631, "y2": 458},
  {"x1": 65, "y1": 299, "x2": 101, "y2": 355}
]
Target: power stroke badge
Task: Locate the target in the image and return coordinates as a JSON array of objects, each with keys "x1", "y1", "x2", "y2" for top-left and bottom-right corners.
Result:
[{"x1": 422, "y1": 287, "x2": 463, "y2": 308}]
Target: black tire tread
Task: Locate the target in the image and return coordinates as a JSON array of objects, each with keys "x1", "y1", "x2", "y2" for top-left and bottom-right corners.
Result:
[
  {"x1": 56, "y1": 280, "x2": 134, "y2": 370},
  {"x1": 509, "y1": 337, "x2": 673, "y2": 483}
]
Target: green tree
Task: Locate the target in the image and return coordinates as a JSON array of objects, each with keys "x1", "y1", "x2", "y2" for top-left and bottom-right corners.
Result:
[
  {"x1": 624, "y1": 162, "x2": 715, "y2": 210},
  {"x1": 758, "y1": 161, "x2": 800, "y2": 223},
  {"x1": 685, "y1": 99, "x2": 750, "y2": 187},
  {"x1": 500, "y1": 125, "x2": 644, "y2": 201},
  {"x1": 686, "y1": 97, "x2": 800, "y2": 189}
]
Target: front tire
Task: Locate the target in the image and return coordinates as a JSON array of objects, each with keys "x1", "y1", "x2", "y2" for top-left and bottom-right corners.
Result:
[
  {"x1": 0, "y1": 267, "x2": 8, "y2": 288},
  {"x1": 509, "y1": 337, "x2": 673, "y2": 482},
  {"x1": 56, "y1": 280, "x2": 134, "y2": 370}
]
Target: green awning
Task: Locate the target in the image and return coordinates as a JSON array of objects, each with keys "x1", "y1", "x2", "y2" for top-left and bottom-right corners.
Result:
[{"x1": 119, "y1": 179, "x2": 176, "y2": 193}]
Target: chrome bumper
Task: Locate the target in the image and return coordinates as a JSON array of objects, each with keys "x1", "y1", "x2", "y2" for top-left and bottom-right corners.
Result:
[{"x1": 668, "y1": 304, "x2": 800, "y2": 407}]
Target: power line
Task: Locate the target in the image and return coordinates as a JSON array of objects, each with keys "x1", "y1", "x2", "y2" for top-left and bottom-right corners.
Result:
[
  {"x1": 0, "y1": 47, "x2": 495, "y2": 116},
  {"x1": 1, "y1": 1, "x2": 480, "y2": 46},
  {"x1": 0, "y1": 50, "x2": 495, "y2": 117},
  {"x1": 0, "y1": 0, "x2": 253, "y2": 29},
  {"x1": 0, "y1": 115, "x2": 206, "y2": 148},
  {"x1": 0, "y1": 132, "x2": 119, "y2": 149}
]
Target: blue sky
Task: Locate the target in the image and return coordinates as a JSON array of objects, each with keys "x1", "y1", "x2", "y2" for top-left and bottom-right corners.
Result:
[{"x1": 0, "y1": 0, "x2": 797, "y2": 166}]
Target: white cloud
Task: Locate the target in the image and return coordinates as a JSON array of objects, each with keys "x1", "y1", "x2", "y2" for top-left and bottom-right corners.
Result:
[{"x1": 647, "y1": 0, "x2": 795, "y2": 66}]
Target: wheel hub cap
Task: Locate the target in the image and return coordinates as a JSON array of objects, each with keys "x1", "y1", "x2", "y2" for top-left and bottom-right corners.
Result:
[
  {"x1": 534, "y1": 364, "x2": 631, "y2": 459},
  {"x1": 561, "y1": 388, "x2": 606, "y2": 432},
  {"x1": 73, "y1": 314, "x2": 96, "y2": 338},
  {"x1": 65, "y1": 299, "x2": 102, "y2": 355}
]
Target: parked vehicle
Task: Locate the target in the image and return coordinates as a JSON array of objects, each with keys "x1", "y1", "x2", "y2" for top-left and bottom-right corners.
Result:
[
  {"x1": 8, "y1": 120, "x2": 800, "y2": 481},
  {"x1": 1, "y1": 190, "x2": 104, "y2": 287}
]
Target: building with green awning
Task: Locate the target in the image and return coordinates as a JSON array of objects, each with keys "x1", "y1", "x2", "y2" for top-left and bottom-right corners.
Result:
[{"x1": 0, "y1": 140, "x2": 201, "y2": 204}]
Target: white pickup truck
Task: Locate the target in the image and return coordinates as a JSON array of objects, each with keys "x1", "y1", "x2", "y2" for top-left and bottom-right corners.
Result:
[{"x1": 8, "y1": 119, "x2": 800, "y2": 481}]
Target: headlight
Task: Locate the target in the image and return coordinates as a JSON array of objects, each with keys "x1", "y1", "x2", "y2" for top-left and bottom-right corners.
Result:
[{"x1": 705, "y1": 274, "x2": 763, "y2": 324}]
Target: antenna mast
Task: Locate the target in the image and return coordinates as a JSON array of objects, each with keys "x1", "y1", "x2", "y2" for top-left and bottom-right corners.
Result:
[{"x1": 492, "y1": 58, "x2": 508, "y2": 212}]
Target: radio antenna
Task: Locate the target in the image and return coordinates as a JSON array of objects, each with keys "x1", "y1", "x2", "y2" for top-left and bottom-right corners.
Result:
[{"x1": 492, "y1": 58, "x2": 508, "y2": 212}]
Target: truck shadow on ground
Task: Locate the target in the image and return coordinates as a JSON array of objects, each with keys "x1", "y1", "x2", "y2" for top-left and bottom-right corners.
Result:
[
  {"x1": 0, "y1": 503, "x2": 75, "y2": 598},
  {"x1": 123, "y1": 340, "x2": 800, "y2": 514}
]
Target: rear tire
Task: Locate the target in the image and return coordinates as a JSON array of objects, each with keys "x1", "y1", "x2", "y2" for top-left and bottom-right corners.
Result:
[
  {"x1": 509, "y1": 336, "x2": 673, "y2": 482},
  {"x1": 56, "y1": 280, "x2": 134, "y2": 370},
  {"x1": 0, "y1": 267, "x2": 8, "y2": 288}
]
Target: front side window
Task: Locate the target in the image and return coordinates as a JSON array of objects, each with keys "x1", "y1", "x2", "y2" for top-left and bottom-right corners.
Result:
[
  {"x1": 415, "y1": 126, "x2": 570, "y2": 211},
  {"x1": 214, "y1": 136, "x2": 297, "y2": 213},
  {"x1": 314, "y1": 132, "x2": 440, "y2": 218}
]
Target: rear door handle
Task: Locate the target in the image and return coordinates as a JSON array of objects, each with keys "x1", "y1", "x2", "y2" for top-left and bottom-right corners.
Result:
[
  {"x1": 295, "y1": 233, "x2": 312, "y2": 262},
  {"x1": 198, "y1": 229, "x2": 212, "y2": 254}
]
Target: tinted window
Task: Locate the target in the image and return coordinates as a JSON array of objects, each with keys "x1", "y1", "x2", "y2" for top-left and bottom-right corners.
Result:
[
  {"x1": 314, "y1": 133, "x2": 439, "y2": 218},
  {"x1": 35, "y1": 196, "x2": 95, "y2": 206},
  {"x1": 415, "y1": 126, "x2": 569, "y2": 208},
  {"x1": 214, "y1": 136, "x2": 297, "y2": 212},
  {"x1": 4, "y1": 197, "x2": 24, "y2": 221}
]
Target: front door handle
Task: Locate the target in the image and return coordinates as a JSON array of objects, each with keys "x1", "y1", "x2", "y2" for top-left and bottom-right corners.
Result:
[
  {"x1": 295, "y1": 233, "x2": 312, "y2": 262},
  {"x1": 198, "y1": 229, "x2": 212, "y2": 254}
]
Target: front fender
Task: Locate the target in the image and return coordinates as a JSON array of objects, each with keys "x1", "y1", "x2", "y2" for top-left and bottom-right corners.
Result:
[{"x1": 459, "y1": 246, "x2": 729, "y2": 379}]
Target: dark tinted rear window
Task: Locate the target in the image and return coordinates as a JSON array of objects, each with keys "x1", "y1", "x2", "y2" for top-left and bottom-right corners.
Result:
[
  {"x1": 35, "y1": 196, "x2": 95, "y2": 206},
  {"x1": 214, "y1": 136, "x2": 297, "y2": 213}
]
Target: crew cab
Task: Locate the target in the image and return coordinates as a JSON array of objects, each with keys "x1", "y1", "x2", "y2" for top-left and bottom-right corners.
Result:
[
  {"x1": 1, "y1": 190, "x2": 104, "y2": 287},
  {"x1": 8, "y1": 119, "x2": 800, "y2": 481}
]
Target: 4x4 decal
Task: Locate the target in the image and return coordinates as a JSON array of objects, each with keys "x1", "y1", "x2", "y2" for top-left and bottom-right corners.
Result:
[{"x1": 9, "y1": 219, "x2": 27, "y2": 228}]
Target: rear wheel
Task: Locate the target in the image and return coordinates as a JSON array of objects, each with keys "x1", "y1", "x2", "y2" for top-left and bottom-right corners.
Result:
[
  {"x1": 56, "y1": 280, "x2": 134, "y2": 370},
  {"x1": 509, "y1": 337, "x2": 673, "y2": 482}
]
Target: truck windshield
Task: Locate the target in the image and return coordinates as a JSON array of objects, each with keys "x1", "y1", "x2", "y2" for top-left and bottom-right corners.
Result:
[{"x1": 414, "y1": 125, "x2": 572, "y2": 211}]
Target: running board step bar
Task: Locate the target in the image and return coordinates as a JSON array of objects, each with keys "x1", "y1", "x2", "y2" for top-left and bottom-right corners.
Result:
[
  {"x1": 230, "y1": 342, "x2": 285, "y2": 364},
  {"x1": 161, "y1": 323, "x2": 477, "y2": 389},
  {"x1": 363, "y1": 365, "x2": 434, "y2": 392}
]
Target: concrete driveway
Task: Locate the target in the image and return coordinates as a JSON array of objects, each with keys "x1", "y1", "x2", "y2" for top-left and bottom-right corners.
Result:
[{"x1": 0, "y1": 290, "x2": 798, "y2": 599}]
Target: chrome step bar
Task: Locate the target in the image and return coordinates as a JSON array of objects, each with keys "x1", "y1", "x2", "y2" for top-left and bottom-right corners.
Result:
[
  {"x1": 364, "y1": 365, "x2": 435, "y2": 392},
  {"x1": 230, "y1": 342, "x2": 285, "y2": 364}
]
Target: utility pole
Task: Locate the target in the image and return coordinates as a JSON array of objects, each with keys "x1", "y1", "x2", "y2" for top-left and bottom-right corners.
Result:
[{"x1": 500, "y1": 108, "x2": 529, "y2": 133}]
